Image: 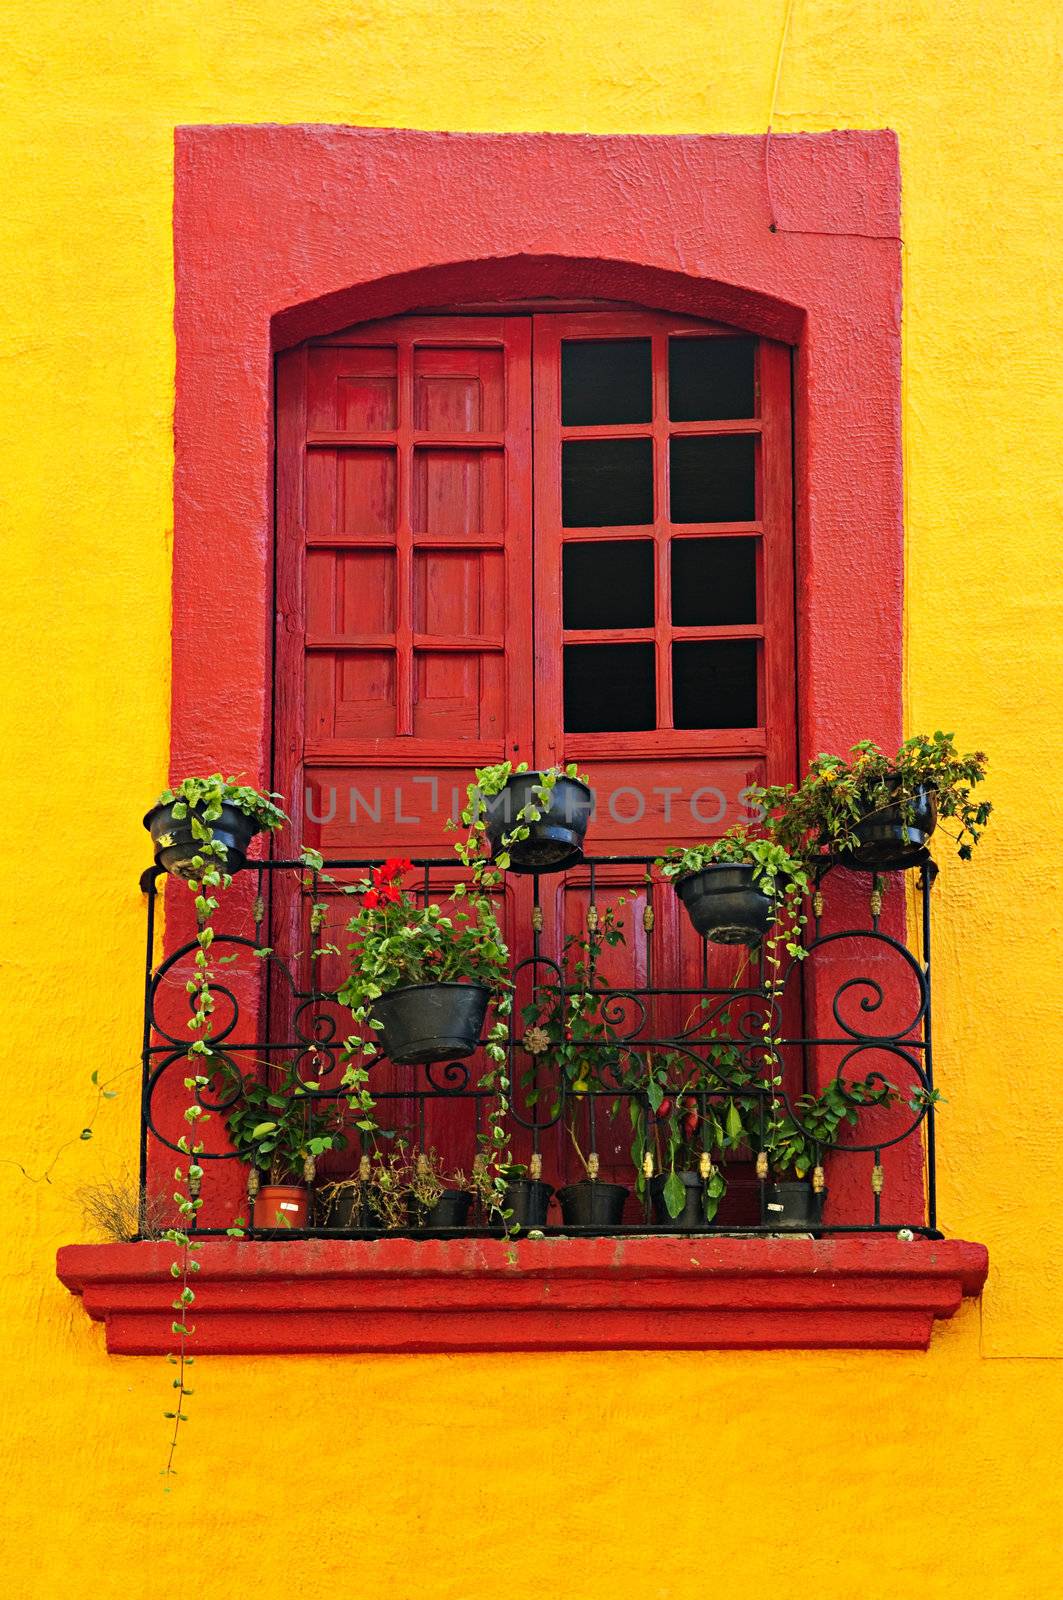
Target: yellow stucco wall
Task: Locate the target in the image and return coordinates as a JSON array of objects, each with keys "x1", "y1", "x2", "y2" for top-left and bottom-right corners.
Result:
[{"x1": 1, "y1": 3, "x2": 1060, "y2": 1595}]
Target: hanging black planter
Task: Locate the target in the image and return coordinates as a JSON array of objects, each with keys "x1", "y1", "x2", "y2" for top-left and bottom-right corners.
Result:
[
  {"x1": 675, "y1": 863, "x2": 773, "y2": 945},
  {"x1": 484, "y1": 773, "x2": 594, "y2": 874},
  {"x1": 557, "y1": 1180, "x2": 629, "y2": 1227},
  {"x1": 503, "y1": 1177, "x2": 554, "y2": 1230},
  {"x1": 763, "y1": 1180, "x2": 826, "y2": 1232},
  {"x1": 143, "y1": 800, "x2": 259, "y2": 879},
  {"x1": 410, "y1": 1189, "x2": 473, "y2": 1229},
  {"x1": 369, "y1": 981, "x2": 489, "y2": 1065},
  {"x1": 649, "y1": 1170, "x2": 712, "y2": 1230},
  {"x1": 849, "y1": 780, "x2": 938, "y2": 870}
]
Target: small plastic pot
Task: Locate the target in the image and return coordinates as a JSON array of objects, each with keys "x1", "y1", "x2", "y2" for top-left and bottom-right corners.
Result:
[
  {"x1": 649, "y1": 1170, "x2": 712, "y2": 1229},
  {"x1": 369, "y1": 982, "x2": 489, "y2": 1065},
  {"x1": 410, "y1": 1190, "x2": 473, "y2": 1230},
  {"x1": 317, "y1": 1185, "x2": 372, "y2": 1229},
  {"x1": 253, "y1": 1184, "x2": 309, "y2": 1230},
  {"x1": 675, "y1": 863, "x2": 773, "y2": 945},
  {"x1": 484, "y1": 773, "x2": 594, "y2": 874},
  {"x1": 557, "y1": 1180, "x2": 629, "y2": 1227},
  {"x1": 503, "y1": 1177, "x2": 554, "y2": 1230},
  {"x1": 144, "y1": 800, "x2": 259, "y2": 879},
  {"x1": 850, "y1": 781, "x2": 938, "y2": 870},
  {"x1": 763, "y1": 1180, "x2": 826, "y2": 1232}
]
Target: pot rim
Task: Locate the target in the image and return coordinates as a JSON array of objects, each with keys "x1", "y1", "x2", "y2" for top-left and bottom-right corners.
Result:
[
  {"x1": 143, "y1": 798, "x2": 259, "y2": 830},
  {"x1": 371, "y1": 980, "x2": 491, "y2": 1001},
  {"x1": 495, "y1": 771, "x2": 594, "y2": 798},
  {"x1": 673, "y1": 860, "x2": 763, "y2": 891}
]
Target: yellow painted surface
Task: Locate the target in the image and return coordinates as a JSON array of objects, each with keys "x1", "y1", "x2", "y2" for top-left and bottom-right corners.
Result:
[{"x1": 1, "y1": 3, "x2": 1060, "y2": 1595}]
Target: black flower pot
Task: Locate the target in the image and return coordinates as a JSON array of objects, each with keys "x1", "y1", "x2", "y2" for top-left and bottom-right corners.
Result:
[
  {"x1": 369, "y1": 982, "x2": 489, "y2": 1065},
  {"x1": 484, "y1": 773, "x2": 594, "y2": 874},
  {"x1": 649, "y1": 1170, "x2": 712, "y2": 1229},
  {"x1": 143, "y1": 800, "x2": 259, "y2": 879},
  {"x1": 557, "y1": 1180, "x2": 629, "y2": 1227},
  {"x1": 503, "y1": 1177, "x2": 553, "y2": 1230},
  {"x1": 850, "y1": 781, "x2": 938, "y2": 870},
  {"x1": 317, "y1": 1186, "x2": 367, "y2": 1229},
  {"x1": 675, "y1": 863, "x2": 773, "y2": 945},
  {"x1": 763, "y1": 1180, "x2": 826, "y2": 1232},
  {"x1": 410, "y1": 1190, "x2": 473, "y2": 1229}
]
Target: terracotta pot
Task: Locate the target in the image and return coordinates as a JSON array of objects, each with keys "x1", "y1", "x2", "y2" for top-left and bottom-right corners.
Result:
[{"x1": 253, "y1": 1184, "x2": 309, "y2": 1230}]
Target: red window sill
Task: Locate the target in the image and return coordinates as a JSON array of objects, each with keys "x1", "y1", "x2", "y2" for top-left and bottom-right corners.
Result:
[{"x1": 56, "y1": 1236, "x2": 988, "y2": 1354}]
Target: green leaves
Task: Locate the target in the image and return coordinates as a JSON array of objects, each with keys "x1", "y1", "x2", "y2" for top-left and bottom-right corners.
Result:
[{"x1": 663, "y1": 1169, "x2": 687, "y2": 1219}]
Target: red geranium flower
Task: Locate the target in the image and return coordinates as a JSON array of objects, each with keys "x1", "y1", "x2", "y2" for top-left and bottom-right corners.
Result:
[
  {"x1": 363, "y1": 887, "x2": 381, "y2": 909},
  {"x1": 372, "y1": 857, "x2": 412, "y2": 888}
]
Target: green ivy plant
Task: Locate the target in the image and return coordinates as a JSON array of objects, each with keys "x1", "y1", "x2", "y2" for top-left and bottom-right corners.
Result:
[
  {"x1": 156, "y1": 776, "x2": 290, "y2": 1486},
  {"x1": 657, "y1": 827, "x2": 809, "y2": 1110},
  {"x1": 155, "y1": 773, "x2": 289, "y2": 837},
  {"x1": 753, "y1": 733, "x2": 991, "y2": 861}
]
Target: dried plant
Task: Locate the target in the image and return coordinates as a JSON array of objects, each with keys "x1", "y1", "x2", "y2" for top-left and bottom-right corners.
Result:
[{"x1": 77, "y1": 1175, "x2": 171, "y2": 1242}]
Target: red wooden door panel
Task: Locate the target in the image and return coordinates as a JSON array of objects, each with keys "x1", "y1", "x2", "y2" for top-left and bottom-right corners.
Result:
[
  {"x1": 529, "y1": 312, "x2": 797, "y2": 1192},
  {"x1": 275, "y1": 318, "x2": 534, "y2": 1169},
  {"x1": 273, "y1": 308, "x2": 797, "y2": 1204},
  {"x1": 531, "y1": 309, "x2": 794, "y2": 846},
  {"x1": 277, "y1": 315, "x2": 534, "y2": 858}
]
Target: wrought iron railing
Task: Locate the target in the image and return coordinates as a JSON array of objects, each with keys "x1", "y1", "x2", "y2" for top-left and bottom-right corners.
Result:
[{"x1": 137, "y1": 854, "x2": 942, "y2": 1238}]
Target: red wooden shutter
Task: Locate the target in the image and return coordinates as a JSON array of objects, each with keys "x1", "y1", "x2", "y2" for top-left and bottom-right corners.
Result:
[{"x1": 276, "y1": 315, "x2": 534, "y2": 861}]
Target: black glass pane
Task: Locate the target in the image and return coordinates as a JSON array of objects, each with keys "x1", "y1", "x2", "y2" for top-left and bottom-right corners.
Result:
[
  {"x1": 564, "y1": 643, "x2": 656, "y2": 732},
  {"x1": 562, "y1": 438, "x2": 653, "y2": 527},
  {"x1": 669, "y1": 337, "x2": 756, "y2": 421},
  {"x1": 671, "y1": 537, "x2": 756, "y2": 625},
  {"x1": 562, "y1": 339, "x2": 652, "y2": 426},
  {"x1": 669, "y1": 435, "x2": 755, "y2": 524},
  {"x1": 672, "y1": 640, "x2": 758, "y2": 728},
  {"x1": 563, "y1": 539, "x2": 654, "y2": 630}
]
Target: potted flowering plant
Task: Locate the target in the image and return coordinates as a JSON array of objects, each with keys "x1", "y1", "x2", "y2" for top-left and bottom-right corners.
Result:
[
  {"x1": 144, "y1": 772, "x2": 288, "y2": 878},
  {"x1": 469, "y1": 761, "x2": 594, "y2": 874},
  {"x1": 225, "y1": 1063, "x2": 346, "y2": 1229},
  {"x1": 337, "y1": 857, "x2": 510, "y2": 1065},
  {"x1": 656, "y1": 827, "x2": 810, "y2": 946},
  {"x1": 627, "y1": 1051, "x2": 731, "y2": 1228},
  {"x1": 760, "y1": 732, "x2": 991, "y2": 869}
]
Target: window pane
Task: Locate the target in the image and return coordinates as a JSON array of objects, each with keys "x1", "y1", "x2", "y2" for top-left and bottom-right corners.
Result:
[
  {"x1": 563, "y1": 539, "x2": 654, "y2": 630},
  {"x1": 669, "y1": 435, "x2": 755, "y2": 524},
  {"x1": 562, "y1": 438, "x2": 654, "y2": 527},
  {"x1": 668, "y1": 337, "x2": 756, "y2": 421},
  {"x1": 561, "y1": 339, "x2": 652, "y2": 425},
  {"x1": 672, "y1": 640, "x2": 758, "y2": 728},
  {"x1": 564, "y1": 643, "x2": 656, "y2": 732},
  {"x1": 670, "y1": 537, "x2": 756, "y2": 625}
]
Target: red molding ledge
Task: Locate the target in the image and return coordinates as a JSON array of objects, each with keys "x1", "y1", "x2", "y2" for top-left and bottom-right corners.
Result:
[{"x1": 56, "y1": 1237, "x2": 988, "y2": 1354}]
